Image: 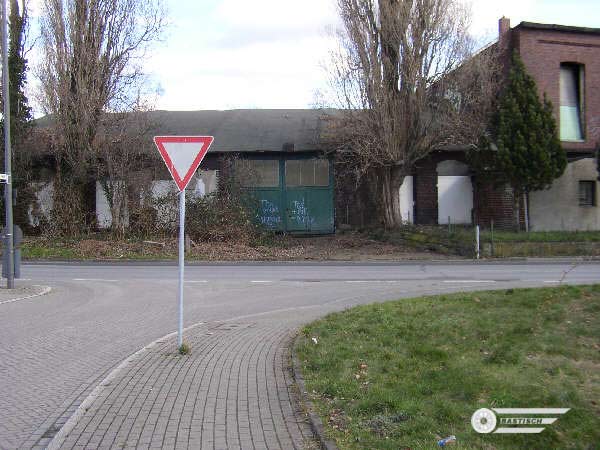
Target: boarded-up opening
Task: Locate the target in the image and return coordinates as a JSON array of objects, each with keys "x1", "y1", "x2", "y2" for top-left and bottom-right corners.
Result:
[{"x1": 438, "y1": 170, "x2": 473, "y2": 225}]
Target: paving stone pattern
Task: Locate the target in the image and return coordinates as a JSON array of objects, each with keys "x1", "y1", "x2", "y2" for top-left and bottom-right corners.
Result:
[
  {"x1": 58, "y1": 319, "x2": 317, "y2": 450},
  {"x1": 5, "y1": 262, "x2": 587, "y2": 449}
]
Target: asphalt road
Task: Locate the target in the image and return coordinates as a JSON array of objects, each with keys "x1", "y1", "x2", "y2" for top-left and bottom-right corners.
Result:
[{"x1": 1, "y1": 261, "x2": 599, "y2": 449}]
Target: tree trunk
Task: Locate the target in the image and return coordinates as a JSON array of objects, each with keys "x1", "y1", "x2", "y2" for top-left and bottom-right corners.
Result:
[
  {"x1": 109, "y1": 181, "x2": 129, "y2": 236},
  {"x1": 524, "y1": 190, "x2": 530, "y2": 232},
  {"x1": 380, "y1": 166, "x2": 404, "y2": 228},
  {"x1": 110, "y1": 190, "x2": 126, "y2": 236},
  {"x1": 512, "y1": 188, "x2": 521, "y2": 232}
]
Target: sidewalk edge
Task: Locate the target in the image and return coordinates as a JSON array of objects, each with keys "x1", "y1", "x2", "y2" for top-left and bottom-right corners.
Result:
[{"x1": 291, "y1": 333, "x2": 339, "y2": 450}]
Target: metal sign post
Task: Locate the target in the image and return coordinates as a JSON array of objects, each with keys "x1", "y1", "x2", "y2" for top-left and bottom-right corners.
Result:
[
  {"x1": 177, "y1": 189, "x2": 185, "y2": 347},
  {"x1": 1, "y1": 0, "x2": 15, "y2": 289},
  {"x1": 153, "y1": 136, "x2": 214, "y2": 350}
]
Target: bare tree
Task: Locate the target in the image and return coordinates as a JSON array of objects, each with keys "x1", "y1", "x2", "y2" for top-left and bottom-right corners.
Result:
[
  {"x1": 37, "y1": 0, "x2": 165, "y2": 232},
  {"x1": 325, "y1": 0, "x2": 499, "y2": 227},
  {"x1": 97, "y1": 97, "x2": 157, "y2": 236}
]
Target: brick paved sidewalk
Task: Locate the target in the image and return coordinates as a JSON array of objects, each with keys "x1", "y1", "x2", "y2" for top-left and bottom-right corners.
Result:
[{"x1": 51, "y1": 317, "x2": 318, "y2": 450}]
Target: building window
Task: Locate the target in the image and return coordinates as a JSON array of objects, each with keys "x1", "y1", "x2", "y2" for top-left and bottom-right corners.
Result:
[
  {"x1": 560, "y1": 63, "x2": 585, "y2": 141},
  {"x1": 578, "y1": 181, "x2": 596, "y2": 207},
  {"x1": 235, "y1": 159, "x2": 279, "y2": 188},
  {"x1": 285, "y1": 159, "x2": 329, "y2": 187}
]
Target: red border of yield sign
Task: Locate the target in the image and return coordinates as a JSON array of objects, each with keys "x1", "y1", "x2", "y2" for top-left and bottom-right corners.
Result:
[{"x1": 153, "y1": 136, "x2": 214, "y2": 191}]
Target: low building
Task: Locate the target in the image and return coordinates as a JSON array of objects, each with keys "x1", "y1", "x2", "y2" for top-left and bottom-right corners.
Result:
[
  {"x1": 27, "y1": 19, "x2": 600, "y2": 234},
  {"x1": 33, "y1": 109, "x2": 336, "y2": 235}
]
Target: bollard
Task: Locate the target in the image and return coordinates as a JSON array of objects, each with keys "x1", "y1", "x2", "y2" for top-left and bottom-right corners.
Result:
[
  {"x1": 475, "y1": 225, "x2": 480, "y2": 260},
  {"x1": 491, "y1": 219, "x2": 495, "y2": 256}
]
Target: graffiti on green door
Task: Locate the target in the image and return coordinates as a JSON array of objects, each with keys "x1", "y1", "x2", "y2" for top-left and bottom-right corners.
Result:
[
  {"x1": 290, "y1": 199, "x2": 314, "y2": 227},
  {"x1": 258, "y1": 199, "x2": 282, "y2": 228},
  {"x1": 236, "y1": 156, "x2": 334, "y2": 234}
]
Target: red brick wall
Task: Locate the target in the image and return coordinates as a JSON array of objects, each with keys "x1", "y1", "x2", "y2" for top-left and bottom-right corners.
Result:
[
  {"x1": 513, "y1": 26, "x2": 600, "y2": 153},
  {"x1": 473, "y1": 181, "x2": 516, "y2": 229},
  {"x1": 334, "y1": 169, "x2": 380, "y2": 229},
  {"x1": 413, "y1": 155, "x2": 438, "y2": 225},
  {"x1": 413, "y1": 152, "x2": 472, "y2": 225}
]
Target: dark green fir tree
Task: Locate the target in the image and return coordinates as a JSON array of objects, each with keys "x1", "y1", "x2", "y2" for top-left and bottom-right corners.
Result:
[
  {"x1": 1, "y1": 0, "x2": 32, "y2": 141},
  {"x1": 471, "y1": 51, "x2": 567, "y2": 230}
]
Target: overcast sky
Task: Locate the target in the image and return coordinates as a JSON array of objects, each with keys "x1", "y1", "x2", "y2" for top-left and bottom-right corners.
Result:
[{"x1": 28, "y1": 0, "x2": 600, "y2": 113}]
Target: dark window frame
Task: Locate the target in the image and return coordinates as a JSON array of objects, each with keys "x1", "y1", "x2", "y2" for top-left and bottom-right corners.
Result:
[
  {"x1": 578, "y1": 180, "x2": 596, "y2": 207},
  {"x1": 234, "y1": 158, "x2": 280, "y2": 188},
  {"x1": 285, "y1": 158, "x2": 330, "y2": 188}
]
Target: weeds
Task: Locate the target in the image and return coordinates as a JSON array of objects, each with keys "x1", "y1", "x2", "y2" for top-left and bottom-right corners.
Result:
[{"x1": 178, "y1": 343, "x2": 191, "y2": 355}]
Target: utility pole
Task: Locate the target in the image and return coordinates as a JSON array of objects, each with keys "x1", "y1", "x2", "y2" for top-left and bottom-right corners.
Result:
[{"x1": 1, "y1": 0, "x2": 14, "y2": 289}]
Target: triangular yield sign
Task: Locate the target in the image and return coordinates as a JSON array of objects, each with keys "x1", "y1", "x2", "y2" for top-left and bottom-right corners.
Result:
[{"x1": 153, "y1": 136, "x2": 214, "y2": 191}]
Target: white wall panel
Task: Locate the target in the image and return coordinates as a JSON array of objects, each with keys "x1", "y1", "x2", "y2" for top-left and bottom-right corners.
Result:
[
  {"x1": 438, "y1": 176, "x2": 473, "y2": 225},
  {"x1": 399, "y1": 176, "x2": 414, "y2": 224}
]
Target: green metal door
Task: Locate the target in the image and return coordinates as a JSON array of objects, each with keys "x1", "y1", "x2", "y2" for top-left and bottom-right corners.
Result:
[
  {"x1": 235, "y1": 158, "x2": 284, "y2": 231},
  {"x1": 284, "y1": 157, "x2": 334, "y2": 234},
  {"x1": 237, "y1": 155, "x2": 334, "y2": 234},
  {"x1": 285, "y1": 189, "x2": 310, "y2": 232}
]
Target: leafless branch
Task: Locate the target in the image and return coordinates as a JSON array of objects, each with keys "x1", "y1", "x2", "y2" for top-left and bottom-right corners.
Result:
[{"x1": 324, "y1": 0, "x2": 499, "y2": 226}]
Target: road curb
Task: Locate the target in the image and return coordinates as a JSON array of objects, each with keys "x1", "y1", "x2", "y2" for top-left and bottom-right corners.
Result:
[
  {"x1": 0, "y1": 285, "x2": 52, "y2": 305},
  {"x1": 22, "y1": 257, "x2": 600, "y2": 266},
  {"x1": 291, "y1": 333, "x2": 339, "y2": 450}
]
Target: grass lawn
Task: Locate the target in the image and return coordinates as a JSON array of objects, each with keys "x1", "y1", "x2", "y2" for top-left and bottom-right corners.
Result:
[{"x1": 295, "y1": 285, "x2": 600, "y2": 449}]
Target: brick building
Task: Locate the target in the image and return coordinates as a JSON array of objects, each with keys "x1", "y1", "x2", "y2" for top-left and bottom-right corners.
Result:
[
  {"x1": 375, "y1": 18, "x2": 600, "y2": 231},
  {"x1": 487, "y1": 18, "x2": 600, "y2": 230},
  {"x1": 508, "y1": 19, "x2": 599, "y2": 230}
]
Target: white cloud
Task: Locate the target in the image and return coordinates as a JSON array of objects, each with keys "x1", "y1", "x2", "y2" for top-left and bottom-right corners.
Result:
[
  {"x1": 213, "y1": 0, "x2": 337, "y2": 31},
  {"x1": 28, "y1": 0, "x2": 600, "y2": 113},
  {"x1": 149, "y1": 0, "x2": 338, "y2": 110}
]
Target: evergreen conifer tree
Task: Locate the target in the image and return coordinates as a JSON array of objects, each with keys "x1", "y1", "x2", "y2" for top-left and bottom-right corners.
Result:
[
  {"x1": 472, "y1": 51, "x2": 567, "y2": 230},
  {"x1": 1, "y1": 0, "x2": 32, "y2": 140}
]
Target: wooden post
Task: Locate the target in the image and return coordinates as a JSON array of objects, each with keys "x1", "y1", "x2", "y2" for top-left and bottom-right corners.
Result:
[{"x1": 491, "y1": 219, "x2": 495, "y2": 257}]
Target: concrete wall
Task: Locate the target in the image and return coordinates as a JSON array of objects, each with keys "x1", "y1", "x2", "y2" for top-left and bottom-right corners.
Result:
[
  {"x1": 529, "y1": 158, "x2": 599, "y2": 231},
  {"x1": 28, "y1": 182, "x2": 54, "y2": 227},
  {"x1": 96, "y1": 182, "x2": 113, "y2": 229},
  {"x1": 96, "y1": 170, "x2": 219, "y2": 229},
  {"x1": 399, "y1": 176, "x2": 414, "y2": 224}
]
